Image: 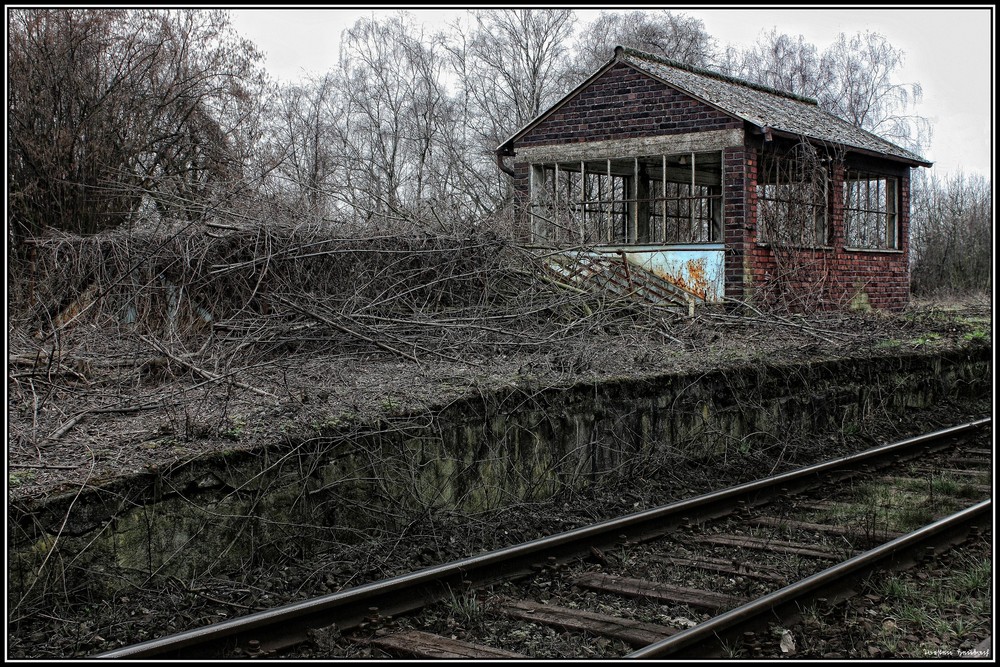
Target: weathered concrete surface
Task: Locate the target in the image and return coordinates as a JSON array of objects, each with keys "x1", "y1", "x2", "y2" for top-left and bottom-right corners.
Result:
[{"x1": 8, "y1": 346, "x2": 991, "y2": 605}]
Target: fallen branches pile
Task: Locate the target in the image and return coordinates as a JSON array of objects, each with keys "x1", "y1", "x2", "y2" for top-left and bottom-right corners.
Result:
[
  {"x1": 10, "y1": 222, "x2": 679, "y2": 366},
  {"x1": 7, "y1": 222, "x2": 684, "y2": 457},
  {"x1": 9, "y1": 220, "x2": 987, "y2": 493}
]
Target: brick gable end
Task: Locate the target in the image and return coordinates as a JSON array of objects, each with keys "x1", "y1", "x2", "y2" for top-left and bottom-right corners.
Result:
[{"x1": 519, "y1": 62, "x2": 741, "y2": 148}]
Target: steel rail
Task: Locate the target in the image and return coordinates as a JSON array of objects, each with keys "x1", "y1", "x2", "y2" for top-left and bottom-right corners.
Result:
[
  {"x1": 626, "y1": 498, "x2": 992, "y2": 659},
  {"x1": 96, "y1": 417, "x2": 989, "y2": 659}
]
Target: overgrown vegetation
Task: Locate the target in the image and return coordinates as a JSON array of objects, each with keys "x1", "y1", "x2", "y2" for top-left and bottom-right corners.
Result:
[
  {"x1": 814, "y1": 470, "x2": 987, "y2": 539},
  {"x1": 7, "y1": 9, "x2": 267, "y2": 245},
  {"x1": 909, "y1": 170, "x2": 992, "y2": 296},
  {"x1": 8, "y1": 223, "x2": 684, "y2": 376},
  {"x1": 8, "y1": 9, "x2": 988, "y2": 295},
  {"x1": 5, "y1": 9, "x2": 992, "y2": 659},
  {"x1": 8, "y1": 9, "x2": 989, "y2": 306},
  {"x1": 837, "y1": 537, "x2": 991, "y2": 658},
  {"x1": 7, "y1": 221, "x2": 708, "y2": 502}
]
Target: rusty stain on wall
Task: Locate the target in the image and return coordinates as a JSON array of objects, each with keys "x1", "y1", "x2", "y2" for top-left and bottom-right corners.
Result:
[
  {"x1": 544, "y1": 251, "x2": 705, "y2": 308},
  {"x1": 615, "y1": 246, "x2": 724, "y2": 303},
  {"x1": 648, "y1": 258, "x2": 710, "y2": 300},
  {"x1": 542, "y1": 245, "x2": 725, "y2": 308}
]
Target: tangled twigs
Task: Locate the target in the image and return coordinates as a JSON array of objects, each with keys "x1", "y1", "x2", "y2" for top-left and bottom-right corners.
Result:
[
  {"x1": 718, "y1": 297, "x2": 850, "y2": 345},
  {"x1": 274, "y1": 295, "x2": 421, "y2": 364},
  {"x1": 45, "y1": 402, "x2": 168, "y2": 442},
  {"x1": 138, "y1": 334, "x2": 277, "y2": 399},
  {"x1": 9, "y1": 463, "x2": 78, "y2": 470},
  {"x1": 9, "y1": 224, "x2": 683, "y2": 373},
  {"x1": 33, "y1": 443, "x2": 95, "y2": 577}
]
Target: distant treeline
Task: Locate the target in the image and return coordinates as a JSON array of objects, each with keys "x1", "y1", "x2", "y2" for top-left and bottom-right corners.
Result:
[
  {"x1": 909, "y1": 171, "x2": 991, "y2": 296},
  {"x1": 7, "y1": 9, "x2": 988, "y2": 294}
]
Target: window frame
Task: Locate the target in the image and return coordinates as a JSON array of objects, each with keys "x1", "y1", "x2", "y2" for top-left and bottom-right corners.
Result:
[
  {"x1": 528, "y1": 151, "x2": 723, "y2": 246},
  {"x1": 842, "y1": 169, "x2": 900, "y2": 251},
  {"x1": 755, "y1": 146, "x2": 830, "y2": 248}
]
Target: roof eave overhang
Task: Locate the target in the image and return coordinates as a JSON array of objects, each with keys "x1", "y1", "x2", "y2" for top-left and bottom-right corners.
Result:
[
  {"x1": 846, "y1": 147, "x2": 933, "y2": 169},
  {"x1": 758, "y1": 126, "x2": 933, "y2": 168}
]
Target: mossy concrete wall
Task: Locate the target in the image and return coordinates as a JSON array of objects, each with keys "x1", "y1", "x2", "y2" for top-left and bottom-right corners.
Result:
[{"x1": 8, "y1": 346, "x2": 991, "y2": 605}]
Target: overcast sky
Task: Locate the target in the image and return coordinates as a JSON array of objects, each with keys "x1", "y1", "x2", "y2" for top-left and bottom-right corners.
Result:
[{"x1": 229, "y1": 6, "x2": 994, "y2": 180}]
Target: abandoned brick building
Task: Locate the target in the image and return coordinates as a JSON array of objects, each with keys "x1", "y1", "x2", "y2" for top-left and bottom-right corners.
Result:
[{"x1": 497, "y1": 46, "x2": 932, "y2": 312}]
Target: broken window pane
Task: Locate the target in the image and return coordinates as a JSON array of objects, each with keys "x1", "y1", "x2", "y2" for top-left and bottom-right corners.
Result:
[
  {"x1": 756, "y1": 144, "x2": 828, "y2": 247},
  {"x1": 844, "y1": 171, "x2": 898, "y2": 249},
  {"x1": 529, "y1": 152, "x2": 722, "y2": 246}
]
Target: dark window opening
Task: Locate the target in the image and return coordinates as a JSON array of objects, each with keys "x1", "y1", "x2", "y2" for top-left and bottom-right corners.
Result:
[
  {"x1": 756, "y1": 145, "x2": 828, "y2": 247},
  {"x1": 529, "y1": 152, "x2": 723, "y2": 245},
  {"x1": 844, "y1": 170, "x2": 898, "y2": 250}
]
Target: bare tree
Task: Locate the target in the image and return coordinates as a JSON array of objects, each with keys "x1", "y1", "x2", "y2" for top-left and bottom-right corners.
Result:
[
  {"x1": 719, "y1": 28, "x2": 829, "y2": 100},
  {"x1": 570, "y1": 10, "x2": 717, "y2": 79},
  {"x1": 7, "y1": 8, "x2": 267, "y2": 246},
  {"x1": 909, "y1": 170, "x2": 992, "y2": 295},
  {"x1": 446, "y1": 10, "x2": 576, "y2": 145},
  {"x1": 266, "y1": 73, "x2": 346, "y2": 219},
  {"x1": 258, "y1": 13, "x2": 494, "y2": 226},
  {"x1": 820, "y1": 31, "x2": 931, "y2": 154},
  {"x1": 722, "y1": 29, "x2": 930, "y2": 155},
  {"x1": 441, "y1": 10, "x2": 576, "y2": 215},
  {"x1": 336, "y1": 12, "x2": 453, "y2": 222}
]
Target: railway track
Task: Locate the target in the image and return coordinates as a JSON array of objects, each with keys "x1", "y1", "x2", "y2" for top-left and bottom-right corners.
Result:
[{"x1": 97, "y1": 418, "x2": 991, "y2": 660}]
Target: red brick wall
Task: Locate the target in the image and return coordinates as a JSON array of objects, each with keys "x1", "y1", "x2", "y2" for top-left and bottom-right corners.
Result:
[
  {"x1": 507, "y1": 64, "x2": 912, "y2": 312},
  {"x1": 723, "y1": 146, "x2": 751, "y2": 303},
  {"x1": 744, "y1": 152, "x2": 911, "y2": 312},
  {"x1": 518, "y1": 62, "x2": 741, "y2": 148}
]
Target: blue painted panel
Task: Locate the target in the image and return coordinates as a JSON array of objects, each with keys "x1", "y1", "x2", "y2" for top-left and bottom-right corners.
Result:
[{"x1": 596, "y1": 244, "x2": 726, "y2": 302}]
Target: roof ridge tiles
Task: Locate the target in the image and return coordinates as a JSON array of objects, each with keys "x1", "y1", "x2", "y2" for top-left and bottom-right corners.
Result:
[{"x1": 616, "y1": 45, "x2": 819, "y2": 106}]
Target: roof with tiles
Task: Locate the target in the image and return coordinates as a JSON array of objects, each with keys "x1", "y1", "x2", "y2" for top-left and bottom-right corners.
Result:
[{"x1": 500, "y1": 46, "x2": 931, "y2": 167}]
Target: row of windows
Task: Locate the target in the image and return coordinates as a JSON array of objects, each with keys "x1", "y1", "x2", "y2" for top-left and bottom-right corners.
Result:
[
  {"x1": 528, "y1": 154, "x2": 722, "y2": 246},
  {"x1": 528, "y1": 151, "x2": 899, "y2": 250},
  {"x1": 755, "y1": 152, "x2": 899, "y2": 250}
]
